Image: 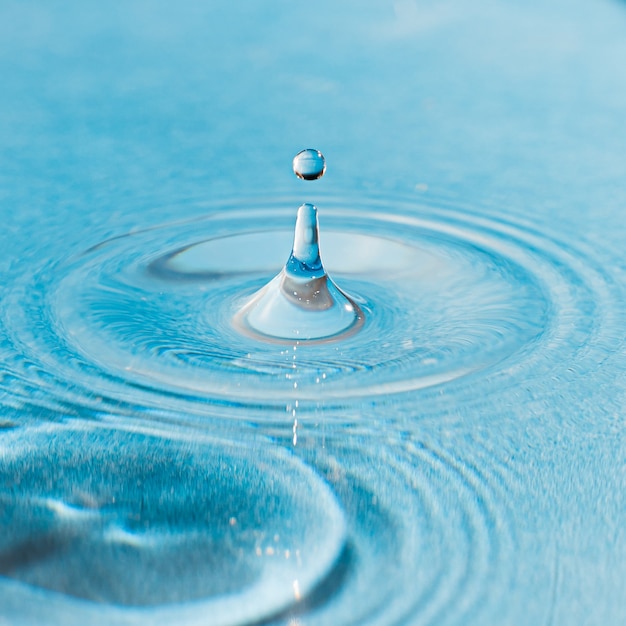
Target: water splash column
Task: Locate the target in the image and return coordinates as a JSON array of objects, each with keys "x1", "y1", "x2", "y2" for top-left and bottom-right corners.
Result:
[{"x1": 233, "y1": 149, "x2": 363, "y2": 342}]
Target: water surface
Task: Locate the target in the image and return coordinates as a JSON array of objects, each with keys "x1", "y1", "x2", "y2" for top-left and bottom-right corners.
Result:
[{"x1": 1, "y1": 1, "x2": 625, "y2": 624}]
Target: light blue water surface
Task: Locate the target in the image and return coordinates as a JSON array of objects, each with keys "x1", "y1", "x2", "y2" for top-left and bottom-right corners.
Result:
[{"x1": 1, "y1": 1, "x2": 626, "y2": 624}]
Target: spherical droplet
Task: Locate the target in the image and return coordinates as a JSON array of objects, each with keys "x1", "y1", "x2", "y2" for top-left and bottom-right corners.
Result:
[{"x1": 292, "y1": 149, "x2": 326, "y2": 181}]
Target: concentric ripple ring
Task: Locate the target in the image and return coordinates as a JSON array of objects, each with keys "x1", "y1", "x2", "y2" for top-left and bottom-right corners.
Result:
[
  {"x1": 0, "y1": 421, "x2": 346, "y2": 626},
  {"x1": 0, "y1": 195, "x2": 618, "y2": 414}
]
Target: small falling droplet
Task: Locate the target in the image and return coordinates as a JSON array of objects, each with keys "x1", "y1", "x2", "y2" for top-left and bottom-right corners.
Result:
[{"x1": 293, "y1": 149, "x2": 326, "y2": 181}]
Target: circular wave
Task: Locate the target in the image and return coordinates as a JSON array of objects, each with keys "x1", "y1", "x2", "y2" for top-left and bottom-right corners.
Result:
[
  {"x1": 0, "y1": 193, "x2": 621, "y2": 624},
  {"x1": 0, "y1": 194, "x2": 619, "y2": 416},
  {"x1": 0, "y1": 421, "x2": 346, "y2": 625},
  {"x1": 280, "y1": 432, "x2": 517, "y2": 625}
]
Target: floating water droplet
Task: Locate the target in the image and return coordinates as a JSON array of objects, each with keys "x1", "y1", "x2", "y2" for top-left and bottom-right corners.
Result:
[
  {"x1": 234, "y1": 202, "x2": 363, "y2": 342},
  {"x1": 292, "y1": 149, "x2": 326, "y2": 180}
]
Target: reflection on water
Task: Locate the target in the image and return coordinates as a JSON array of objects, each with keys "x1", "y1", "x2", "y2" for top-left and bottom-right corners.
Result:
[
  {"x1": 1, "y1": 0, "x2": 626, "y2": 624},
  {"x1": 0, "y1": 424, "x2": 346, "y2": 625}
]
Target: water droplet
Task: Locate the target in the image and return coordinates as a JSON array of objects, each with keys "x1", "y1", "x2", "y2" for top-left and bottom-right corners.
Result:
[
  {"x1": 292, "y1": 149, "x2": 326, "y2": 181},
  {"x1": 233, "y1": 202, "x2": 363, "y2": 342}
]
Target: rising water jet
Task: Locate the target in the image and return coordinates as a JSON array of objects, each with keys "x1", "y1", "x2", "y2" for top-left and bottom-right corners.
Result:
[{"x1": 233, "y1": 150, "x2": 363, "y2": 342}]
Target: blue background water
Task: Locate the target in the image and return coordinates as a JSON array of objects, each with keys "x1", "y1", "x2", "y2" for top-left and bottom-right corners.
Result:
[{"x1": 1, "y1": 1, "x2": 626, "y2": 624}]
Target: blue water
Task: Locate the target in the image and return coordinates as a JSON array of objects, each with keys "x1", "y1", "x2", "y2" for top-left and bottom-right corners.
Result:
[{"x1": 1, "y1": 1, "x2": 626, "y2": 624}]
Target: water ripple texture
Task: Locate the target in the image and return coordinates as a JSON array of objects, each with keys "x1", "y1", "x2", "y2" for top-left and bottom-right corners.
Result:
[
  {"x1": 0, "y1": 193, "x2": 623, "y2": 625},
  {"x1": 0, "y1": 422, "x2": 346, "y2": 625},
  {"x1": 2, "y1": 195, "x2": 618, "y2": 417}
]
